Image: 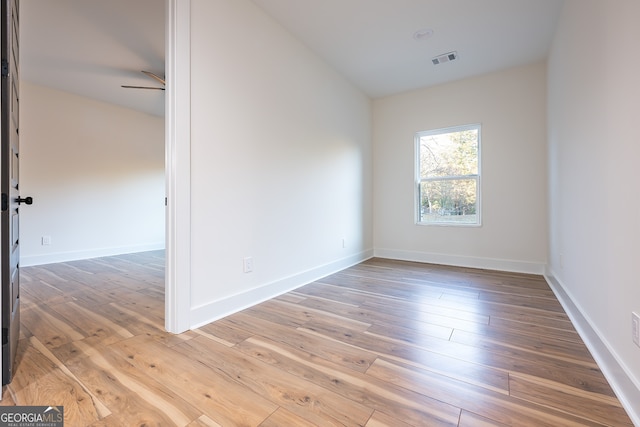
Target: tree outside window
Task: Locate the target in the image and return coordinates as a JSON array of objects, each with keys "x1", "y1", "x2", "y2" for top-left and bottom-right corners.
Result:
[{"x1": 415, "y1": 124, "x2": 481, "y2": 225}]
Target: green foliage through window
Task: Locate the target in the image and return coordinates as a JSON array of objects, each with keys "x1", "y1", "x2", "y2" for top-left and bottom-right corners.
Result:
[{"x1": 416, "y1": 124, "x2": 480, "y2": 225}]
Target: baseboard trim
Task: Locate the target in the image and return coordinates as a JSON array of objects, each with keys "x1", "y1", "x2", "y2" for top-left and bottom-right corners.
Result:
[
  {"x1": 20, "y1": 243, "x2": 166, "y2": 267},
  {"x1": 189, "y1": 249, "x2": 374, "y2": 329},
  {"x1": 374, "y1": 248, "x2": 545, "y2": 275},
  {"x1": 545, "y1": 271, "x2": 640, "y2": 426}
]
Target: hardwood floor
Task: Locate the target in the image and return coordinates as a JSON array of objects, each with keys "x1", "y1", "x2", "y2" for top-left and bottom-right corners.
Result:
[{"x1": 1, "y1": 252, "x2": 634, "y2": 426}]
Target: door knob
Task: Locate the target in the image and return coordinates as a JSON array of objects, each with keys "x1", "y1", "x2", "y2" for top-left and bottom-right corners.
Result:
[{"x1": 17, "y1": 196, "x2": 33, "y2": 205}]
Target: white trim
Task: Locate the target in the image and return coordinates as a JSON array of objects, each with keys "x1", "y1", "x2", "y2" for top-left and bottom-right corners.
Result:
[
  {"x1": 374, "y1": 248, "x2": 545, "y2": 275},
  {"x1": 544, "y1": 271, "x2": 640, "y2": 427},
  {"x1": 165, "y1": 0, "x2": 192, "y2": 334},
  {"x1": 20, "y1": 243, "x2": 165, "y2": 267},
  {"x1": 189, "y1": 250, "x2": 374, "y2": 329}
]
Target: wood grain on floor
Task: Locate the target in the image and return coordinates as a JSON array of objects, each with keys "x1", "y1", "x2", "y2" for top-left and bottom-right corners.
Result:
[{"x1": 1, "y1": 252, "x2": 633, "y2": 426}]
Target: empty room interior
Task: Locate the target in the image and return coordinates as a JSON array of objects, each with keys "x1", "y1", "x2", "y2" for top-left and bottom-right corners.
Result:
[{"x1": 3, "y1": 0, "x2": 639, "y2": 425}]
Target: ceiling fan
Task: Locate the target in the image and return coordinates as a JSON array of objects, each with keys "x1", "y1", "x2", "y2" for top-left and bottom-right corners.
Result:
[{"x1": 121, "y1": 70, "x2": 165, "y2": 90}]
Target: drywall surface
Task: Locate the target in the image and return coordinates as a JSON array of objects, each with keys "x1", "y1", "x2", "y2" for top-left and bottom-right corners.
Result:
[
  {"x1": 373, "y1": 62, "x2": 548, "y2": 273},
  {"x1": 20, "y1": 82, "x2": 165, "y2": 265},
  {"x1": 547, "y1": 0, "x2": 640, "y2": 420},
  {"x1": 188, "y1": 0, "x2": 373, "y2": 325}
]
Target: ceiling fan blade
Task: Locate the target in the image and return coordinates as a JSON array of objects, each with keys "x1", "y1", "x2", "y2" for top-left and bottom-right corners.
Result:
[
  {"x1": 141, "y1": 70, "x2": 165, "y2": 86},
  {"x1": 121, "y1": 85, "x2": 165, "y2": 90}
]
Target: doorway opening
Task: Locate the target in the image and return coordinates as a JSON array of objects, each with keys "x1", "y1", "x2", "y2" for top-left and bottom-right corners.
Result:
[{"x1": 16, "y1": 0, "x2": 170, "y2": 357}]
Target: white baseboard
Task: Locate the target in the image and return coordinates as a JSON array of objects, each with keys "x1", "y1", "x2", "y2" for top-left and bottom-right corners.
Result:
[
  {"x1": 545, "y1": 271, "x2": 640, "y2": 427},
  {"x1": 374, "y1": 248, "x2": 545, "y2": 275},
  {"x1": 20, "y1": 243, "x2": 166, "y2": 267},
  {"x1": 189, "y1": 249, "x2": 374, "y2": 329}
]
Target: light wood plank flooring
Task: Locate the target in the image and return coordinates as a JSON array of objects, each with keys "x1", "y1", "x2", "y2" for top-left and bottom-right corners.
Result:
[{"x1": 1, "y1": 251, "x2": 633, "y2": 426}]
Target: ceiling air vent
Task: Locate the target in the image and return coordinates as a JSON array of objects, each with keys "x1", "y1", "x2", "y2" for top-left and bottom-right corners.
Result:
[{"x1": 432, "y1": 51, "x2": 458, "y2": 65}]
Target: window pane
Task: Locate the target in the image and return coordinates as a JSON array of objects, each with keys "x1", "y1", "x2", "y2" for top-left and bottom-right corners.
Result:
[
  {"x1": 419, "y1": 179, "x2": 478, "y2": 224},
  {"x1": 419, "y1": 128, "x2": 478, "y2": 179}
]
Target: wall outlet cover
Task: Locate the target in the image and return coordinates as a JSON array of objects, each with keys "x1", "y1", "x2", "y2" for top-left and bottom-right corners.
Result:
[{"x1": 243, "y1": 257, "x2": 254, "y2": 273}]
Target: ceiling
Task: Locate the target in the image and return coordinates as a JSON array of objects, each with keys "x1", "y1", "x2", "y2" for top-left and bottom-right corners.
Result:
[
  {"x1": 21, "y1": 0, "x2": 564, "y2": 116},
  {"x1": 252, "y1": 0, "x2": 565, "y2": 98},
  {"x1": 21, "y1": 0, "x2": 165, "y2": 117}
]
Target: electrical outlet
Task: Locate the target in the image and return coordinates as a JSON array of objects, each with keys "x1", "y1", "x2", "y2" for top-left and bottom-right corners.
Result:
[
  {"x1": 42, "y1": 236, "x2": 52, "y2": 246},
  {"x1": 243, "y1": 257, "x2": 253, "y2": 273},
  {"x1": 342, "y1": 238, "x2": 346, "y2": 249},
  {"x1": 633, "y1": 312, "x2": 640, "y2": 347}
]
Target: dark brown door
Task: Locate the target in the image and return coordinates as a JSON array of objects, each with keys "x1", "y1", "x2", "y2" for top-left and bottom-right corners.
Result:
[{"x1": 1, "y1": 0, "x2": 23, "y2": 385}]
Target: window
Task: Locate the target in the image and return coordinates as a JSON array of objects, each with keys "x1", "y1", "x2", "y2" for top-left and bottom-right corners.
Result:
[{"x1": 415, "y1": 124, "x2": 481, "y2": 226}]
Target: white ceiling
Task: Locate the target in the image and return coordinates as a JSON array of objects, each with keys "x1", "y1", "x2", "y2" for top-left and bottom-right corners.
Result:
[
  {"x1": 21, "y1": 0, "x2": 165, "y2": 117},
  {"x1": 20, "y1": 0, "x2": 564, "y2": 116},
  {"x1": 252, "y1": 0, "x2": 565, "y2": 98}
]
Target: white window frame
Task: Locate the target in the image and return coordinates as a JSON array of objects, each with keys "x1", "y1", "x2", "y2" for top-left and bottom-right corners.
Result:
[{"x1": 415, "y1": 123, "x2": 482, "y2": 227}]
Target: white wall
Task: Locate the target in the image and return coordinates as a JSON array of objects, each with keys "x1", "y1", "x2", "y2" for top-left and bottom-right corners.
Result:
[
  {"x1": 373, "y1": 62, "x2": 548, "y2": 274},
  {"x1": 547, "y1": 0, "x2": 640, "y2": 421},
  {"x1": 20, "y1": 82, "x2": 165, "y2": 265},
  {"x1": 187, "y1": 0, "x2": 373, "y2": 326}
]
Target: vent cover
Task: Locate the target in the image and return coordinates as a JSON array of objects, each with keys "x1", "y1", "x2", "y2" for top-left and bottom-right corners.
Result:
[{"x1": 432, "y1": 51, "x2": 458, "y2": 65}]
